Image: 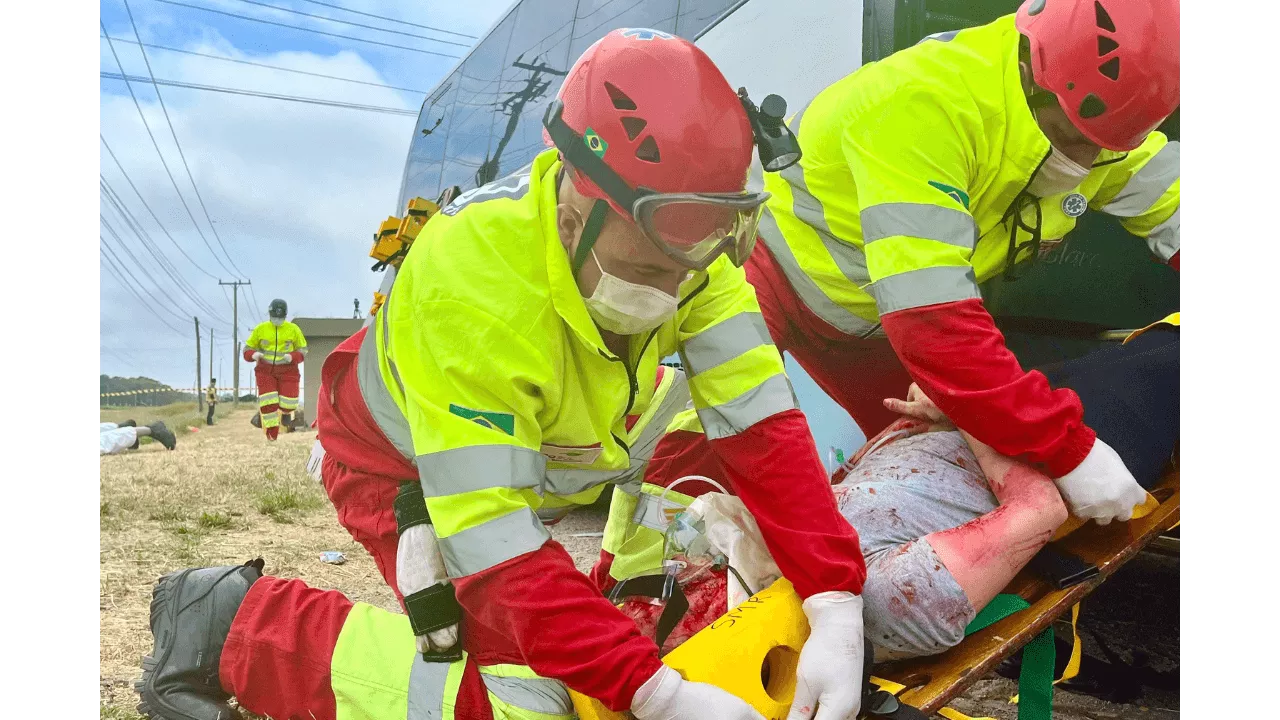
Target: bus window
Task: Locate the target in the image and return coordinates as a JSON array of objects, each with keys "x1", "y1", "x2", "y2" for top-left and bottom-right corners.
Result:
[{"x1": 440, "y1": 11, "x2": 518, "y2": 193}]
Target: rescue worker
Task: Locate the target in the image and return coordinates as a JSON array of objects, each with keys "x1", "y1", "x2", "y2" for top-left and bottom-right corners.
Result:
[
  {"x1": 136, "y1": 30, "x2": 867, "y2": 720},
  {"x1": 205, "y1": 378, "x2": 217, "y2": 426},
  {"x1": 650, "y1": 0, "x2": 1180, "y2": 528},
  {"x1": 243, "y1": 299, "x2": 307, "y2": 440},
  {"x1": 99, "y1": 419, "x2": 176, "y2": 455}
]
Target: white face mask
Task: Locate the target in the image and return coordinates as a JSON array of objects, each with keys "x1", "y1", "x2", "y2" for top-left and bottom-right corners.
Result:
[
  {"x1": 270, "y1": 317, "x2": 285, "y2": 327},
  {"x1": 1027, "y1": 146, "x2": 1091, "y2": 198},
  {"x1": 584, "y1": 249, "x2": 679, "y2": 336}
]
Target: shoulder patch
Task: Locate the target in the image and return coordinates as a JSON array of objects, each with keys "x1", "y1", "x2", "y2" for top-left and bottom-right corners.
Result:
[
  {"x1": 448, "y1": 404, "x2": 515, "y2": 436},
  {"x1": 928, "y1": 180, "x2": 970, "y2": 209}
]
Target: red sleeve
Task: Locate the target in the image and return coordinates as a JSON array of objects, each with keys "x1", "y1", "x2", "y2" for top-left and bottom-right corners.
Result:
[
  {"x1": 451, "y1": 540, "x2": 663, "y2": 712},
  {"x1": 880, "y1": 298, "x2": 1095, "y2": 477},
  {"x1": 1168, "y1": 250, "x2": 1180, "y2": 272},
  {"x1": 289, "y1": 351, "x2": 304, "y2": 364},
  {"x1": 709, "y1": 408, "x2": 865, "y2": 598},
  {"x1": 242, "y1": 347, "x2": 257, "y2": 362}
]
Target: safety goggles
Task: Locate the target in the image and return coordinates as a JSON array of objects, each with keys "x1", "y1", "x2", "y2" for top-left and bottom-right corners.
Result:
[{"x1": 544, "y1": 100, "x2": 769, "y2": 271}]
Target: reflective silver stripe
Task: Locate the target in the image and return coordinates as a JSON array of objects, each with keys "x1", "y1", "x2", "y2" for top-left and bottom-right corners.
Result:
[
  {"x1": 679, "y1": 312, "x2": 772, "y2": 377},
  {"x1": 861, "y1": 203, "x2": 978, "y2": 249},
  {"x1": 777, "y1": 145, "x2": 873, "y2": 288},
  {"x1": 632, "y1": 491, "x2": 688, "y2": 533},
  {"x1": 535, "y1": 505, "x2": 575, "y2": 525},
  {"x1": 1103, "y1": 141, "x2": 1179, "y2": 217},
  {"x1": 356, "y1": 315, "x2": 416, "y2": 459},
  {"x1": 406, "y1": 655, "x2": 450, "y2": 720},
  {"x1": 442, "y1": 170, "x2": 533, "y2": 216},
  {"x1": 696, "y1": 373, "x2": 797, "y2": 441},
  {"x1": 757, "y1": 209, "x2": 883, "y2": 338},
  {"x1": 437, "y1": 506, "x2": 550, "y2": 577},
  {"x1": 417, "y1": 445, "x2": 546, "y2": 497},
  {"x1": 868, "y1": 265, "x2": 981, "y2": 315},
  {"x1": 543, "y1": 467, "x2": 624, "y2": 496},
  {"x1": 1146, "y1": 207, "x2": 1179, "y2": 261},
  {"x1": 480, "y1": 675, "x2": 573, "y2": 715}
]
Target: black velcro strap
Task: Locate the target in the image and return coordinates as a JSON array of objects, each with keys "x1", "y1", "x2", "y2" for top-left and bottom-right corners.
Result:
[
  {"x1": 607, "y1": 573, "x2": 690, "y2": 650},
  {"x1": 394, "y1": 481, "x2": 432, "y2": 535},
  {"x1": 404, "y1": 582, "x2": 462, "y2": 636}
]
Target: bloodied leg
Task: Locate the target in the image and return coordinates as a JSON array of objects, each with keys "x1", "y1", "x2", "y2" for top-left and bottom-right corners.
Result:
[{"x1": 832, "y1": 420, "x2": 1065, "y2": 659}]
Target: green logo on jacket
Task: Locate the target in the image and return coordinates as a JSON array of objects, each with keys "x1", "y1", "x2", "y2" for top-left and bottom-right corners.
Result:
[
  {"x1": 449, "y1": 404, "x2": 515, "y2": 436},
  {"x1": 928, "y1": 180, "x2": 970, "y2": 210}
]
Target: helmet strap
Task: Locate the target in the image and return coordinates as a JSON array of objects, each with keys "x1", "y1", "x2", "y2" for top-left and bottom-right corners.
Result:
[{"x1": 571, "y1": 200, "x2": 610, "y2": 277}]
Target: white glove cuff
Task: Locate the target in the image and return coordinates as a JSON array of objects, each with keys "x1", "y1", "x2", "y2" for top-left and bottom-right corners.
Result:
[{"x1": 632, "y1": 664, "x2": 681, "y2": 716}]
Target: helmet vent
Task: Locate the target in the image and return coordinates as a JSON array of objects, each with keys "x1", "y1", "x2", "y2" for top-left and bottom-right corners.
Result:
[
  {"x1": 620, "y1": 116, "x2": 648, "y2": 141},
  {"x1": 1078, "y1": 93, "x2": 1107, "y2": 119},
  {"x1": 636, "y1": 136, "x2": 661, "y2": 163},
  {"x1": 1097, "y1": 36, "x2": 1119, "y2": 56},
  {"x1": 1098, "y1": 57, "x2": 1120, "y2": 81},
  {"x1": 605, "y1": 82, "x2": 637, "y2": 111},
  {"x1": 1027, "y1": 0, "x2": 1046, "y2": 16},
  {"x1": 1094, "y1": 1, "x2": 1116, "y2": 33}
]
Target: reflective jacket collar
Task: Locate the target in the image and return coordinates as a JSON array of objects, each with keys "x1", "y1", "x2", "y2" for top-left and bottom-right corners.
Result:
[{"x1": 536, "y1": 151, "x2": 615, "y2": 357}]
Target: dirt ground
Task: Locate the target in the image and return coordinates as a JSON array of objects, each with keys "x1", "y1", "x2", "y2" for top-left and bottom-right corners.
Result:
[{"x1": 100, "y1": 407, "x2": 1178, "y2": 719}]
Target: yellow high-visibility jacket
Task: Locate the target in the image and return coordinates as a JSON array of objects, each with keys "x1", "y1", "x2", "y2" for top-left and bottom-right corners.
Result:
[{"x1": 245, "y1": 321, "x2": 308, "y2": 365}]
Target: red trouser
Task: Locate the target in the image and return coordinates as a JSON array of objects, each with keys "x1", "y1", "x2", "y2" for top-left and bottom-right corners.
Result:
[
  {"x1": 221, "y1": 329, "x2": 497, "y2": 718},
  {"x1": 254, "y1": 363, "x2": 300, "y2": 439}
]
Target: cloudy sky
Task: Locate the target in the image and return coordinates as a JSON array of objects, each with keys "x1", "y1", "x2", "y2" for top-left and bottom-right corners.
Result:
[
  {"x1": 99, "y1": 0, "x2": 511, "y2": 388},
  {"x1": 98, "y1": 0, "x2": 867, "y2": 459}
]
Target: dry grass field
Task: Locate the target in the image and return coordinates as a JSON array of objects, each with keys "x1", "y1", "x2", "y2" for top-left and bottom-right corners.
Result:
[{"x1": 100, "y1": 405, "x2": 1176, "y2": 720}]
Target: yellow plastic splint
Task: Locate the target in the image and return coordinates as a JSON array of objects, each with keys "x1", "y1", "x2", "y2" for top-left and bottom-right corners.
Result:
[
  {"x1": 1050, "y1": 491, "x2": 1160, "y2": 542},
  {"x1": 570, "y1": 578, "x2": 992, "y2": 720},
  {"x1": 368, "y1": 197, "x2": 440, "y2": 268}
]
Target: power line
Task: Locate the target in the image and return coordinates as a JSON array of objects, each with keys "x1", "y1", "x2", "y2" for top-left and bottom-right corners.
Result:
[
  {"x1": 98, "y1": 174, "x2": 228, "y2": 322},
  {"x1": 101, "y1": 214, "x2": 230, "y2": 328},
  {"x1": 150, "y1": 0, "x2": 463, "y2": 59},
  {"x1": 122, "y1": 0, "x2": 251, "y2": 281},
  {"x1": 100, "y1": 184, "x2": 232, "y2": 326},
  {"x1": 100, "y1": 72, "x2": 419, "y2": 116},
  {"x1": 298, "y1": 0, "x2": 477, "y2": 39},
  {"x1": 223, "y1": 0, "x2": 470, "y2": 48},
  {"x1": 100, "y1": 244, "x2": 193, "y2": 336},
  {"x1": 101, "y1": 23, "x2": 245, "y2": 280},
  {"x1": 99, "y1": 35, "x2": 430, "y2": 94},
  {"x1": 100, "y1": 135, "x2": 223, "y2": 281}
]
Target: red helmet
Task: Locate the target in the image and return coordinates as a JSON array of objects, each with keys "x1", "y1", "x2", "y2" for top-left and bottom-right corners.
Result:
[
  {"x1": 1016, "y1": 0, "x2": 1179, "y2": 151},
  {"x1": 543, "y1": 28, "x2": 767, "y2": 270}
]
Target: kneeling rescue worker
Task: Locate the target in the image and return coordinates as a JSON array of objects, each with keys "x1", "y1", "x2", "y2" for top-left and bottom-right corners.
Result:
[
  {"x1": 653, "y1": 0, "x2": 1180, "y2": 529},
  {"x1": 135, "y1": 29, "x2": 868, "y2": 720},
  {"x1": 243, "y1": 298, "x2": 307, "y2": 439}
]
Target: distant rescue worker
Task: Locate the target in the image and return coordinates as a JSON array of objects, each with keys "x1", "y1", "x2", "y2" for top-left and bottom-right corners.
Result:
[
  {"x1": 205, "y1": 379, "x2": 217, "y2": 426},
  {"x1": 243, "y1": 299, "x2": 307, "y2": 440},
  {"x1": 680, "y1": 0, "x2": 1179, "y2": 526},
  {"x1": 136, "y1": 29, "x2": 866, "y2": 720}
]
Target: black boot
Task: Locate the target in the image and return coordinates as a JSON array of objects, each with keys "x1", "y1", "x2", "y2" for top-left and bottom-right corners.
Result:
[
  {"x1": 148, "y1": 422, "x2": 178, "y2": 451},
  {"x1": 135, "y1": 558, "x2": 265, "y2": 720}
]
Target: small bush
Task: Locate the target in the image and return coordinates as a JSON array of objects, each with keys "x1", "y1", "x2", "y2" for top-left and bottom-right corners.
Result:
[
  {"x1": 197, "y1": 511, "x2": 233, "y2": 530},
  {"x1": 148, "y1": 508, "x2": 186, "y2": 522}
]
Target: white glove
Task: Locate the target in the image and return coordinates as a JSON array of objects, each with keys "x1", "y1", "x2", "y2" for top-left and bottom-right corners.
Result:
[
  {"x1": 251, "y1": 351, "x2": 264, "y2": 361},
  {"x1": 1054, "y1": 438, "x2": 1147, "y2": 525},
  {"x1": 787, "y1": 592, "x2": 865, "y2": 720},
  {"x1": 395, "y1": 523, "x2": 460, "y2": 655},
  {"x1": 632, "y1": 664, "x2": 765, "y2": 720}
]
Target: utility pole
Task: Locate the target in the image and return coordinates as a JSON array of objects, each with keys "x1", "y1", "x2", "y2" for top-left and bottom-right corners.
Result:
[
  {"x1": 208, "y1": 328, "x2": 214, "y2": 382},
  {"x1": 195, "y1": 316, "x2": 203, "y2": 412},
  {"x1": 219, "y1": 279, "x2": 251, "y2": 406}
]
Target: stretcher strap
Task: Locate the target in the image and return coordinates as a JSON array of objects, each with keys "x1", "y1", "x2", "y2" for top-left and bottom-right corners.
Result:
[
  {"x1": 1053, "y1": 604, "x2": 1082, "y2": 686},
  {"x1": 963, "y1": 594, "x2": 1054, "y2": 720}
]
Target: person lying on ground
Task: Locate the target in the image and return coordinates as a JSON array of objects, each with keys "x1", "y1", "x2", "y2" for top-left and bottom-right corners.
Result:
[{"x1": 100, "y1": 420, "x2": 176, "y2": 456}]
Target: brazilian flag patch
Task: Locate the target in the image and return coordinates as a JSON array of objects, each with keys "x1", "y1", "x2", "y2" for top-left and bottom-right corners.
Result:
[
  {"x1": 928, "y1": 180, "x2": 970, "y2": 210},
  {"x1": 584, "y1": 127, "x2": 608, "y2": 159},
  {"x1": 449, "y1": 404, "x2": 515, "y2": 436}
]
